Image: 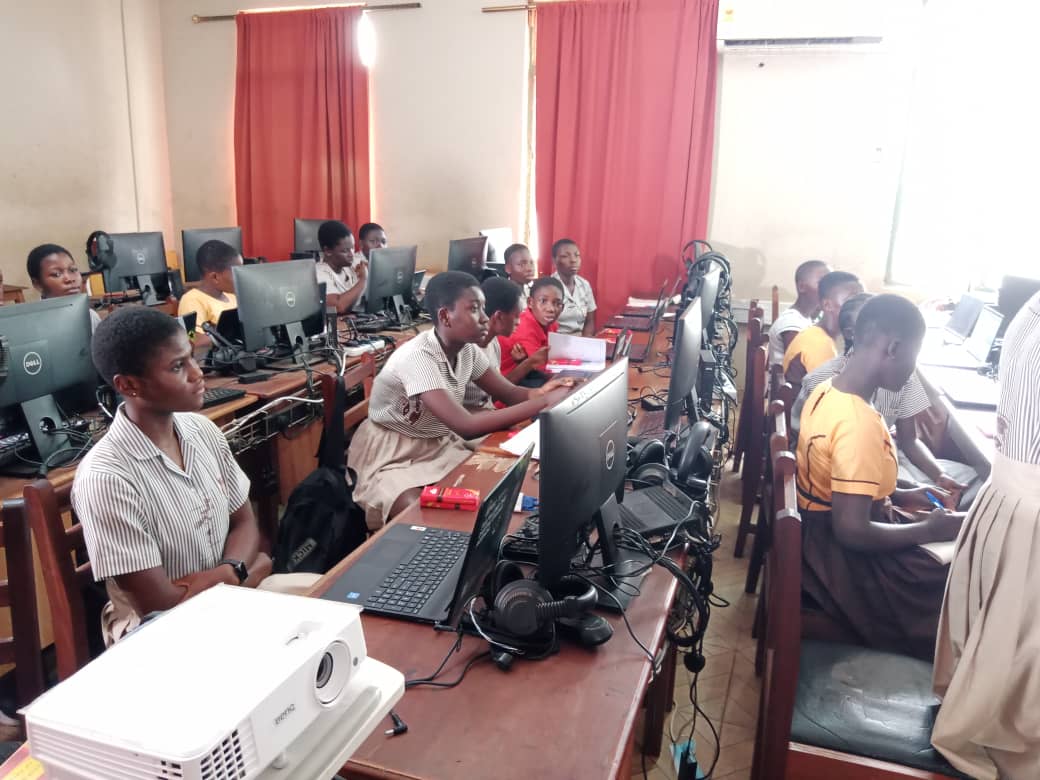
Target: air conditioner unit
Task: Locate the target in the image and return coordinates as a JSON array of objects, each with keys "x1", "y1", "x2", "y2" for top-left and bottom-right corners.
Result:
[
  {"x1": 718, "y1": 0, "x2": 888, "y2": 49},
  {"x1": 22, "y1": 585, "x2": 404, "y2": 780}
]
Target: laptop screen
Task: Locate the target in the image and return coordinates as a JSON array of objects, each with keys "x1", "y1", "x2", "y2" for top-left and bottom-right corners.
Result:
[
  {"x1": 945, "y1": 294, "x2": 984, "y2": 340},
  {"x1": 966, "y1": 306, "x2": 1003, "y2": 361},
  {"x1": 441, "y1": 444, "x2": 534, "y2": 629}
]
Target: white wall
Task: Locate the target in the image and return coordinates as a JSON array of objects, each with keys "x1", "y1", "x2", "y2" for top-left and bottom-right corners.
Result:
[
  {"x1": 158, "y1": 0, "x2": 528, "y2": 268},
  {"x1": 0, "y1": 0, "x2": 172, "y2": 291}
]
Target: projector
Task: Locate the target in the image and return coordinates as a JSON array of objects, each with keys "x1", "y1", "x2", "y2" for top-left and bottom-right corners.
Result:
[{"x1": 22, "y1": 585, "x2": 404, "y2": 780}]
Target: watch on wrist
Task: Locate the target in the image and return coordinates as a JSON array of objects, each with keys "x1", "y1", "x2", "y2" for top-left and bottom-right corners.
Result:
[{"x1": 219, "y1": 558, "x2": 248, "y2": 584}]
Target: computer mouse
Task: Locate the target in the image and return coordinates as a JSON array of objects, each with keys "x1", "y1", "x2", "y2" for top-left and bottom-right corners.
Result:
[{"x1": 556, "y1": 614, "x2": 614, "y2": 647}]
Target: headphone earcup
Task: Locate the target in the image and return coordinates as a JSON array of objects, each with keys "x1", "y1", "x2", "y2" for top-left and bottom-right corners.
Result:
[
  {"x1": 494, "y1": 578, "x2": 553, "y2": 637},
  {"x1": 483, "y1": 560, "x2": 525, "y2": 607},
  {"x1": 632, "y1": 462, "x2": 669, "y2": 487}
]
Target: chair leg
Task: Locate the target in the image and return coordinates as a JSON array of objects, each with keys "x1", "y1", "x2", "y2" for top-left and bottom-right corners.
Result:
[
  {"x1": 745, "y1": 492, "x2": 769, "y2": 593},
  {"x1": 735, "y1": 497, "x2": 756, "y2": 558}
]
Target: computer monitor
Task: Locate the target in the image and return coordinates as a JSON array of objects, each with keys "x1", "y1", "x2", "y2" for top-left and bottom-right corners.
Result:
[
  {"x1": 664, "y1": 297, "x2": 703, "y2": 432},
  {"x1": 479, "y1": 228, "x2": 513, "y2": 265},
  {"x1": 106, "y1": 232, "x2": 168, "y2": 305},
  {"x1": 365, "y1": 246, "x2": 418, "y2": 324},
  {"x1": 998, "y1": 275, "x2": 1040, "y2": 334},
  {"x1": 232, "y1": 260, "x2": 323, "y2": 360},
  {"x1": 697, "y1": 269, "x2": 721, "y2": 339},
  {"x1": 538, "y1": 359, "x2": 643, "y2": 609},
  {"x1": 447, "y1": 236, "x2": 489, "y2": 279},
  {"x1": 181, "y1": 227, "x2": 243, "y2": 283},
  {"x1": 0, "y1": 295, "x2": 97, "y2": 468},
  {"x1": 294, "y1": 218, "x2": 328, "y2": 256}
]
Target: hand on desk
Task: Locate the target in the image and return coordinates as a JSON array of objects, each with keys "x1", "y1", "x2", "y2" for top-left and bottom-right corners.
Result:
[{"x1": 536, "y1": 377, "x2": 582, "y2": 406}]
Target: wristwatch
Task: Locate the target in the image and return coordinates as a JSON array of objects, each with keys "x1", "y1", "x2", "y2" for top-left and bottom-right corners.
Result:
[{"x1": 219, "y1": 558, "x2": 248, "y2": 584}]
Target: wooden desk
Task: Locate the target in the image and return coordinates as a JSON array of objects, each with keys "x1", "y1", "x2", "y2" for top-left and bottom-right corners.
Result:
[{"x1": 916, "y1": 365, "x2": 996, "y2": 480}]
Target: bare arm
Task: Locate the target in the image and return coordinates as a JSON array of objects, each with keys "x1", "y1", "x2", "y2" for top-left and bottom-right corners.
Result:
[
  {"x1": 895, "y1": 417, "x2": 943, "y2": 481},
  {"x1": 327, "y1": 263, "x2": 368, "y2": 315},
  {"x1": 581, "y1": 316, "x2": 596, "y2": 337},
  {"x1": 830, "y1": 492, "x2": 963, "y2": 553},
  {"x1": 780, "y1": 330, "x2": 798, "y2": 352},
  {"x1": 505, "y1": 345, "x2": 548, "y2": 383},
  {"x1": 420, "y1": 385, "x2": 569, "y2": 440}
]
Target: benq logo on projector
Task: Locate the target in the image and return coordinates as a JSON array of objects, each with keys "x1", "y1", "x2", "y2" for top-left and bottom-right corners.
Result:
[
  {"x1": 273, "y1": 703, "x2": 295, "y2": 727},
  {"x1": 285, "y1": 291, "x2": 297, "y2": 307},
  {"x1": 23, "y1": 352, "x2": 43, "y2": 376}
]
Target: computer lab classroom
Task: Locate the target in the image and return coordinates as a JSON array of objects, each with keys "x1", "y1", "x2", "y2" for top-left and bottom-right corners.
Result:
[{"x1": 1, "y1": 0, "x2": 1038, "y2": 778}]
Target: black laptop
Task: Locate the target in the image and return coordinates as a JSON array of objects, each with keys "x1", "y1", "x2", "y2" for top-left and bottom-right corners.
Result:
[
  {"x1": 321, "y1": 445, "x2": 533, "y2": 627},
  {"x1": 607, "y1": 282, "x2": 669, "y2": 332},
  {"x1": 628, "y1": 303, "x2": 667, "y2": 363}
]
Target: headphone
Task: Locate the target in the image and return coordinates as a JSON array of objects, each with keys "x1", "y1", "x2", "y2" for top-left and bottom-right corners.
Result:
[
  {"x1": 201, "y1": 323, "x2": 260, "y2": 375},
  {"x1": 626, "y1": 421, "x2": 716, "y2": 497},
  {"x1": 85, "y1": 230, "x2": 116, "y2": 272}
]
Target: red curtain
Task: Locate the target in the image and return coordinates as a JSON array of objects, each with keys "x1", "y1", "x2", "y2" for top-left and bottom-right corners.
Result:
[
  {"x1": 535, "y1": 0, "x2": 718, "y2": 322},
  {"x1": 234, "y1": 8, "x2": 370, "y2": 259}
]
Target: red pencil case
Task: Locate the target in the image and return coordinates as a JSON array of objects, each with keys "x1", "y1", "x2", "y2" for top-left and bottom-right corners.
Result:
[{"x1": 420, "y1": 485, "x2": 480, "y2": 511}]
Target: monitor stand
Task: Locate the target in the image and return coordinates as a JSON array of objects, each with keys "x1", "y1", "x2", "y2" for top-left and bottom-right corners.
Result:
[
  {"x1": 390, "y1": 294, "x2": 413, "y2": 329},
  {"x1": 583, "y1": 495, "x2": 650, "y2": 613},
  {"x1": 22, "y1": 396, "x2": 77, "y2": 472},
  {"x1": 134, "y1": 276, "x2": 159, "y2": 306}
]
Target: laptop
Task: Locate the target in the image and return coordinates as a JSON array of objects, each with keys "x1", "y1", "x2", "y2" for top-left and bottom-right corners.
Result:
[
  {"x1": 620, "y1": 279, "x2": 682, "y2": 317},
  {"x1": 919, "y1": 306, "x2": 1003, "y2": 369},
  {"x1": 321, "y1": 445, "x2": 534, "y2": 627},
  {"x1": 628, "y1": 304, "x2": 667, "y2": 363},
  {"x1": 930, "y1": 367, "x2": 1000, "y2": 409},
  {"x1": 607, "y1": 283, "x2": 669, "y2": 332},
  {"x1": 941, "y1": 294, "x2": 985, "y2": 345}
]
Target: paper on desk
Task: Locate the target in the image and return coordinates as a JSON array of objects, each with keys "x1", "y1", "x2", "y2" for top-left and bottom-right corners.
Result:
[
  {"x1": 918, "y1": 541, "x2": 955, "y2": 565},
  {"x1": 546, "y1": 332, "x2": 606, "y2": 373},
  {"x1": 626, "y1": 296, "x2": 659, "y2": 307},
  {"x1": 501, "y1": 422, "x2": 540, "y2": 460}
]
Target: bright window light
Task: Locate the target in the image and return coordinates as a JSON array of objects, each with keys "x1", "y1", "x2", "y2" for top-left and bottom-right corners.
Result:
[{"x1": 358, "y1": 12, "x2": 376, "y2": 68}]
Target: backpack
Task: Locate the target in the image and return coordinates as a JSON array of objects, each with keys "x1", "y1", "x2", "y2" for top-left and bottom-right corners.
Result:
[{"x1": 272, "y1": 375, "x2": 368, "y2": 574}]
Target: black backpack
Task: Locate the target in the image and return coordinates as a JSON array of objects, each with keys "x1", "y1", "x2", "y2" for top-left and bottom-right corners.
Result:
[{"x1": 272, "y1": 375, "x2": 368, "y2": 574}]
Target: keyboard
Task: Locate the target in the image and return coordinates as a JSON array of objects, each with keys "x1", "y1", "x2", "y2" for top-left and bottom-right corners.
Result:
[
  {"x1": 618, "y1": 485, "x2": 700, "y2": 538},
  {"x1": 364, "y1": 528, "x2": 469, "y2": 616},
  {"x1": 353, "y1": 315, "x2": 392, "y2": 333},
  {"x1": 202, "y1": 387, "x2": 248, "y2": 409},
  {"x1": 501, "y1": 515, "x2": 541, "y2": 563}
]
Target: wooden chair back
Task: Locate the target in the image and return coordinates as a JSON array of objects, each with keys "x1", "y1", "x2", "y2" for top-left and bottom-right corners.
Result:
[
  {"x1": 745, "y1": 401, "x2": 789, "y2": 596},
  {"x1": 735, "y1": 342, "x2": 768, "y2": 557},
  {"x1": 320, "y1": 354, "x2": 377, "y2": 445},
  {"x1": 0, "y1": 499, "x2": 44, "y2": 710},
  {"x1": 733, "y1": 312, "x2": 766, "y2": 474},
  {"x1": 771, "y1": 285, "x2": 780, "y2": 324},
  {"x1": 774, "y1": 382, "x2": 795, "y2": 442},
  {"x1": 23, "y1": 480, "x2": 93, "y2": 680}
]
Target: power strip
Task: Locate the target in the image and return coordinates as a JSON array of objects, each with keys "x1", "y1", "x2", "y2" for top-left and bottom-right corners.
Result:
[{"x1": 342, "y1": 338, "x2": 388, "y2": 357}]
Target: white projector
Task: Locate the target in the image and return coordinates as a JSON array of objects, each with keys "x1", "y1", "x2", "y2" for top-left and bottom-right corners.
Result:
[{"x1": 22, "y1": 585, "x2": 404, "y2": 780}]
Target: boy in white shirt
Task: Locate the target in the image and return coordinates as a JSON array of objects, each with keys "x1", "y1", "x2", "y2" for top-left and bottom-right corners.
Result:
[{"x1": 767, "y1": 259, "x2": 831, "y2": 366}]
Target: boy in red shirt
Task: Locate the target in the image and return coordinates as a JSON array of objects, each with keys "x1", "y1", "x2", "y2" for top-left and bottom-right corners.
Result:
[{"x1": 500, "y1": 276, "x2": 564, "y2": 387}]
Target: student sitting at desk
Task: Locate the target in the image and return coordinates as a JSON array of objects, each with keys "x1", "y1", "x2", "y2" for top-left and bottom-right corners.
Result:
[
  {"x1": 503, "y1": 243, "x2": 536, "y2": 309},
  {"x1": 27, "y1": 243, "x2": 101, "y2": 332},
  {"x1": 791, "y1": 293, "x2": 976, "y2": 507},
  {"x1": 463, "y1": 277, "x2": 549, "y2": 411},
  {"x1": 932, "y1": 290, "x2": 1040, "y2": 780},
  {"x1": 71, "y1": 307, "x2": 318, "y2": 644},
  {"x1": 176, "y1": 239, "x2": 241, "y2": 326},
  {"x1": 782, "y1": 270, "x2": 863, "y2": 386},
  {"x1": 357, "y1": 222, "x2": 387, "y2": 259},
  {"x1": 316, "y1": 220, "x2": 367, "y2": 315},
  {"x1": 348, "y1": 271, "x2": 572, "y2": 529},
  {"x1": 796, "y1": 294, "x2": 964, "y2": 660},
  {"x1": 551, "y1": 238, "x2": 597, "y2": 336},
  {"x1": 499, "y1": 276, "x2": 564, "y2": 387},
  {"x1": 767, "y1": 259, "x2": 831, "y2": 366}
]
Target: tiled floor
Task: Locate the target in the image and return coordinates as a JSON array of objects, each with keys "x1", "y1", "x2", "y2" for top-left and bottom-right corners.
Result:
[{"x1": 630, "y1": 469, "x2": 760, "y2": 780}]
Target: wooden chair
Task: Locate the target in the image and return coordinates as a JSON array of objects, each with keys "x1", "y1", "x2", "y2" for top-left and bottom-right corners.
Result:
[
  {"x1": 750, "y1": 449, "x2": 968, "y2": 780},
  {"x1": 735, "y1": 342, "x2": 767, "y2": 558},
  {"x1": 774, "y1": 381, "x2": 796, "y2": 438},
  {"x1": 732, "y1": 308, "x2": 765, "y2": 474},
  {"x1": 745, "y1": 401, "x2": 788, "y2": 595},
  {"x1": 23, "y1": 480, "x2": 93, "y2": 681},
  {"x1": 770, "y1": 285, "x2": 780, "y2": 324},
  {"x1": 0, "y1": 499, "x2": 44, "y2": 712}
]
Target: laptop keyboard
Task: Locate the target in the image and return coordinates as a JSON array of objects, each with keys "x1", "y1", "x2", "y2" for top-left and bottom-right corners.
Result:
[
  {"x1": 365, "y1": 528, "x2": 469, "y2": 615},
  {"x1": 618, "y1": 486, "x2": 694, "y2": 533}
]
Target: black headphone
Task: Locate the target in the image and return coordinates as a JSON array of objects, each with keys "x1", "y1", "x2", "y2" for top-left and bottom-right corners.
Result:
[
  {"x1": 85, "y1": 230, "x2": 117, "y2": 272},
  {"x1": 626, "y1": 422, "x2": 715, "y2": 498},
  {"x1": 485, "y1": 562, "x2": 598, "y2": 637}
]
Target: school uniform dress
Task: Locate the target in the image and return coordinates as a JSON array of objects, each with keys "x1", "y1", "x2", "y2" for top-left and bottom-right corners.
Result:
[
  {"x1": 782, "y1": 323, "x2": 838, "y2": 376},
  {"x1": 932, "y1": 292, "x2": 1040, "y2": 780},
  {"x1": 348, "y1": 329, "x2": 491, "y2": 529},
  {"x1": 462, "y1": 339, "x2": 502, "y2": 411},
  {"x1": 796, "y1": 379, "x2": 950, "y2": 660},
  {"x1": 177, "y1": 289, "x2": 238, "y2": 327},
  {"x1": 767, "y1": 307, "x2": 813, "y2": 367},
  {"x1": 552, "y1": 272, "x2": 596, "y2": 335},
  {"x1": 71, "y1": 408, "x2": 250, "y2": 644},
  {"x1": 314, "y1": 260, "x2": 360, "y2": 295}
]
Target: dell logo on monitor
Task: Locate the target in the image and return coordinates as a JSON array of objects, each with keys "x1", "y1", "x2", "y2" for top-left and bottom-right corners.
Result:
[
  {"x1": 23, "y1": 352, "x2": 43, "y2": 376},
  {"x1": 395, "y1": 270, "x2": 404, "y2": 285},
  {"x1": 285, "y1": 291, "x2": 296, "y2": 308},
  {"x1": 605, "y1": 439, "x2": 616, "y2": 470},
  {"x1": 135, "y1": 251, "x2": 146, "y2": 265}
]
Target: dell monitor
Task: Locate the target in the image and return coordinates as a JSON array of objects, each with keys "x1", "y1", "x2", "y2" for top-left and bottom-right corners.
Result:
[
  {"x1": 232, "y1": 260, "x2": 323, "y2": 362},
  {"x1": 106, "y1": 232, "x2": 168, "y2": 305},
  {"x1": 182, "y1": 227, "x2": 243, "y2": 283},
  {"x1": 365, "y1": 246, "x2": 418, "y2": 324},
  {"x1": 664, "y1": 297, "x2": 703, "y2": 432},
  {"x1": 293, "y1": 218, "x2": 328, "y2": 257},
  {"x1": 696, "y1": 268, "x2": 721, "y2": 340},
  {"x1": 479, "y1": 227, "x2": 513, "y2": 265},
  {"x1": 538, "y1": 359, "x2": 645, "y2": 609},
  {"x1": 447, "y1": 236, "x2": 489, "y2": 280},
  {"x1": 0, "y1": 295, "x2": 97, "y2": 470}
]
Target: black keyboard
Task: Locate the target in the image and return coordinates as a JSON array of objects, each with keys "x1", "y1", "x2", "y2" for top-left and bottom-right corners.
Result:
[
  {"x1": 202, "y1": 387, "x2": 247, "y2": 409},
  {"x1": 353, "y1": 315, "x2": 392, "y2": 333},
  {"x1": 618, "y1": 485, "x2": 700, "y2": 537},
  {"x1": 365, "y1": 529, "x2": 469, "y2": 616}
]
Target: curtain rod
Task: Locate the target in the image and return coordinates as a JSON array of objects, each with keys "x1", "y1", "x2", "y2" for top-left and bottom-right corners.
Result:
[
  {"x1": 482, "y1": 4, "x2": 534, "y2": 11},
  {"x1": 192, "y1": 2, "x2": 420, "y2": 23}
]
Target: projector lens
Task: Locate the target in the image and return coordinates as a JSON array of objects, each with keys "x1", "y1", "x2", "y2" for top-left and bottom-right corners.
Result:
[{"x1": 316, "y1": 652, "x2": 334, "y2": 688}]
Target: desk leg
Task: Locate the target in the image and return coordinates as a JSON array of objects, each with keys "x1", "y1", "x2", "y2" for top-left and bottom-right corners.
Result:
[{"x1": 643, "y1": 642, "x2": 677, "y2": 759}]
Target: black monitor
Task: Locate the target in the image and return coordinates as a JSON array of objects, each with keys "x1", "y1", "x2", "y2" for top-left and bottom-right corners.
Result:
[
  {"x1": 365, "y1": 246, "x2": 418, "y2": 324},
  {"x1": 0, "y1": 295, "x2": 97, "y2": 469},
  {"x1": 664, "y1": 297, "x2": 703, "y2": 432},
  {"x1": 232, "y1": 260, "x2": 323, "y2": 360},
  {"x1": 447, "y1": 236, "x2": 489, "y2": 279},
  {"x1": 697, "y1": 269, "x2": 721, "y2": 338},
  {"x1": 293, "y1": 218, "x2": 327, "y2": 256},
  {"x1": 538, "y1": 359, "x2": 644, "y2": 609},
  {"x1": 182, "y1": 227, "x2": 243, "y2": 283},
  {"x1": 106, "y1": 232, "x2": 169, "y2": 305},
  {"x1": 997, "y1": 275, "x2": 1040, "y2": 334}
]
